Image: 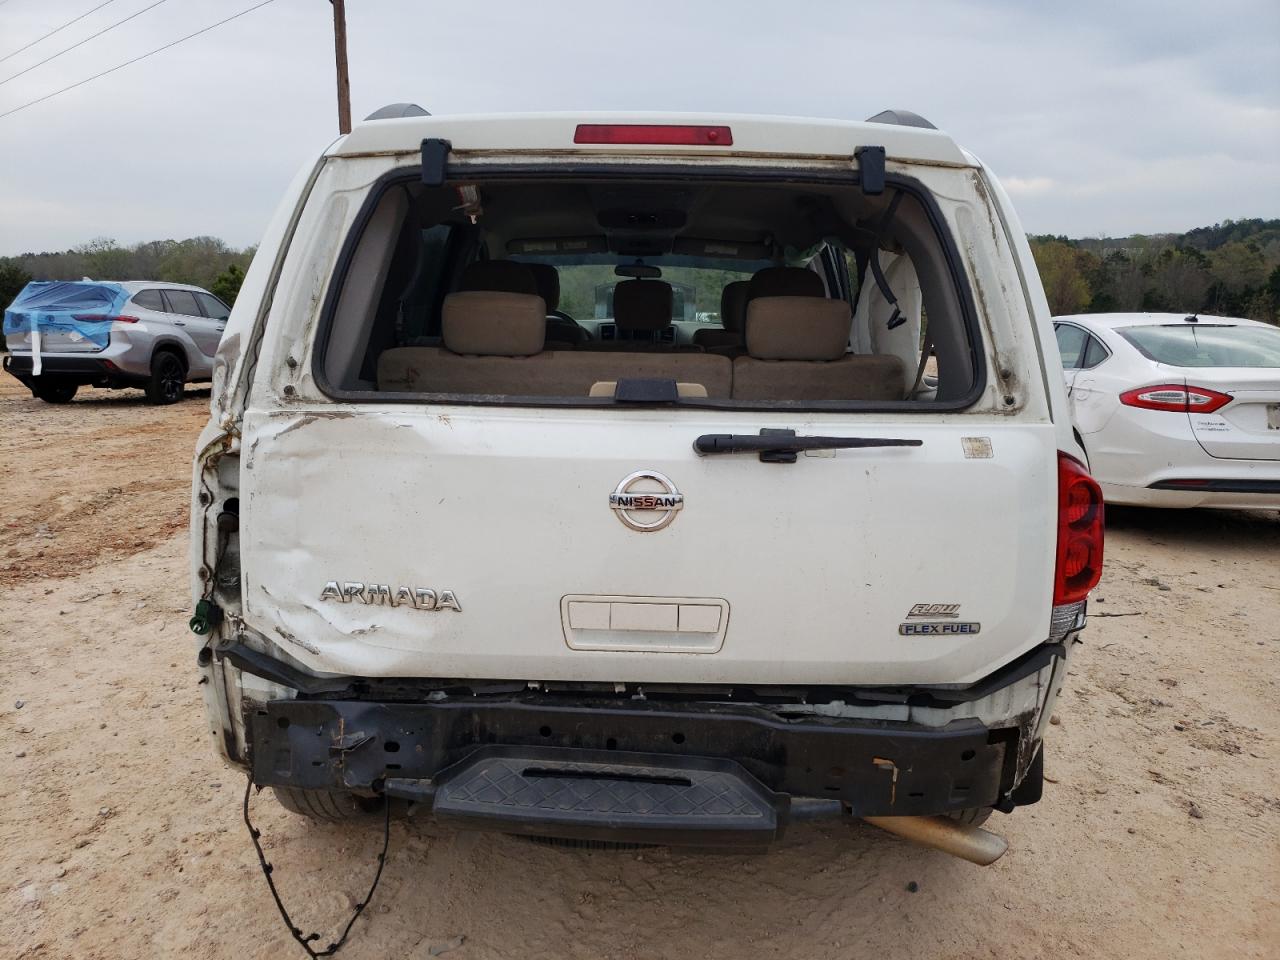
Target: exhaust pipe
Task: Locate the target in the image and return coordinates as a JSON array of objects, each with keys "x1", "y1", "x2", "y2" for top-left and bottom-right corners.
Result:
[{"x1": 863, "y1": 815, "x2": 1009, "y2": 866}]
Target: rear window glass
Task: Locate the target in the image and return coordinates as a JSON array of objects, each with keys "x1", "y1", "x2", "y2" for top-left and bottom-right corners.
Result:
[
  {"x1": 1119, "y1": 325, "x2": 1280, "y2": 368},
  {"x1": 163, "y1": 290, "x2": 202, "y2": 317},
  {"x1": 316, "y1": 172, "x2": 982, "y2": 409},
  {"x1": 133, "y1": 290, "x2": 164, "y2": 311}
]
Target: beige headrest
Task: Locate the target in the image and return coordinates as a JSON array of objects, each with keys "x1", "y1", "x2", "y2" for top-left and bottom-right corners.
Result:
[
  {"x1": 459, "y1": 260, "x2": 538, "y2": 295},
  {"x1": 745, "y1": 297, "x2": 851, "y2": 361},
  {"x1": 442, "y1": 291, "x2": 547, "y2": 356},
  {"x1": 614, "y1": 280, "x2": 672, "y2": 332},
  {"x1": 749, "y1": 266, "x2": 825, "y2": 300},
  {"x1": 526, "y1": 262, "x2": 560, "y2": 311},
  {"x1": 720, "y1": 280, "x2": 749, "y2": 333}
]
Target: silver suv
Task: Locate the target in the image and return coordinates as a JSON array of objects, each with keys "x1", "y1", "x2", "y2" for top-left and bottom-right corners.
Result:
[{"x1": 2, "y1": 279, "x2": 229, "y2": 404}]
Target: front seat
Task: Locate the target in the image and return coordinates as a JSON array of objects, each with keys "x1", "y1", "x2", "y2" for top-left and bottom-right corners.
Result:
[
  {"x1": 458, "y1": 260, "x2": 541, "y2": 296},
  {"x1": 694, "y1": 280, "x2": 749, "y2": 351},
  {"x1": 614, "y1": 279, "x2": 673, "y2": 346},
  {"x1": 527, "y1": 262, "x2": 587, "y2": 347}
]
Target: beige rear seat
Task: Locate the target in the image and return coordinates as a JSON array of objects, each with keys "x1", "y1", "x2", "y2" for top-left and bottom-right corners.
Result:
[
  {"x1": 378, "y1": 290, "x2": 732, "y2": 397},
  {"x1": 732, "y1": 297, "x2": 906, "y2": 401}
]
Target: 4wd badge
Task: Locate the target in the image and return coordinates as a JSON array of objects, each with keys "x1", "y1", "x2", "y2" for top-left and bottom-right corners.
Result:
[{"x1": 900, "y1": 602, "x2": 979, "y2": 636}]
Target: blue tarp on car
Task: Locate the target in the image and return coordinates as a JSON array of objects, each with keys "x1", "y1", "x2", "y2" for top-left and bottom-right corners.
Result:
[{"x1": 3, "y1": 280, "x2": 132, "y2": 349}]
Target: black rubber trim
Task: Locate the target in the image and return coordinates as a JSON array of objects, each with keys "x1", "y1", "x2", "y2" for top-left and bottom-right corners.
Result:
[
  {"x1": 1149, "y1": 478, "x2": 1280, "y2": 494},
  {"x1": 309, "y1": 163, "x2": 987, "y2": 414},
  {"x1": 215, "y1": 643, "x2": 356, "y2": 696}
]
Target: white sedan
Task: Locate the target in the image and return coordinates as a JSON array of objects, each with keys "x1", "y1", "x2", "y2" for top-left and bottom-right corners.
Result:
[{"x1": 1053, "y1": 313, "x2": 1280, "y2": 509}]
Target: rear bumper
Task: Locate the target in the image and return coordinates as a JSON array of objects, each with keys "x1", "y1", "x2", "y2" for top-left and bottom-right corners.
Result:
[
  {"x1": 1102, "y1": 477, "x2": 1280, "y2": 509},
  {"x1": 243, "y1": 640, "x2": 1062, "y2": 844},
  {"x1": 3, "y1": 352, "x2": 146, "y2": 387},
  {"x1": 1089, "y1": 423, "x2": 1280, "y2": 509}
]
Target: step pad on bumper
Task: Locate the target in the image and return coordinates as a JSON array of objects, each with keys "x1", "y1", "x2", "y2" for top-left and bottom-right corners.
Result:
[{"x1": 395, "y1": 747, "x2": 784, "y2": 849}]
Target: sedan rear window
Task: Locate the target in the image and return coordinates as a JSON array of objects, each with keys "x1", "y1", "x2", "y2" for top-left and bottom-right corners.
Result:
[{"x1": 1119, "y1": 324, "x2": 1280, "y2": 368}]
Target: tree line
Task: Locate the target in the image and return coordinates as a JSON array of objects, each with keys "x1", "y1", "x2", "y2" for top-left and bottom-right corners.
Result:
[
  {"x1": 3, "y1": 219, "x2": 1279, "y2": 326},
  {"x1": 0, "y1": 236, "x2": 253, "y2": 314},
  {"x1": 1030, "y1": 218, "x2": 1280, "y2": 323}
]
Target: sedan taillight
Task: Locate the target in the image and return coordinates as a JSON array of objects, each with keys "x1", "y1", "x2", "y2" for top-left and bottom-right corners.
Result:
[
  {"x1": 1119, "y1": 383, "x2": 1232, "y2": 413},
  {"x1": 1054, "y1": 452, "x2": 1104, "y2": 605}
]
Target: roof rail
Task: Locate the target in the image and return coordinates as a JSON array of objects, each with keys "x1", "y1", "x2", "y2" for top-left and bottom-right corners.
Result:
[
  {"x1": 364, "y1": 103, "x2": 431, "y2": 121},
  {"x1": 865, "y1": 109, "x2": 936, "y2": 130}
]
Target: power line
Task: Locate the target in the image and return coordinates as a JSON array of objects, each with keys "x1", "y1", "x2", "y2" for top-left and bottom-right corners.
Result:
[
  {"x1": 0, "y1": 0, "x2": 119, "y2": 66},
  {"x1": 0, "y1": 0, "x2": 169, "y2": 88},
  {"x1": 0, "y1": 0, "x2": 278, "y2": 120}
]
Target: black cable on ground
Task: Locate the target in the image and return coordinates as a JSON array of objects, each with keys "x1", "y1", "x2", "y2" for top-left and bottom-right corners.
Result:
[{"x1": 242, "y1": 778, "x2": 392, "y2": 958}]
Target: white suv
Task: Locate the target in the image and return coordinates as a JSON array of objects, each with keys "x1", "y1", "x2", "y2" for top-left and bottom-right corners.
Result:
[{"x1": 190, "y1": 109, "x2": 1103, "y2": 857}]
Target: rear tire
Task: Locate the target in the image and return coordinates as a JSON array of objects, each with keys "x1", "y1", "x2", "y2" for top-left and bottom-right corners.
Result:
[
  {"x1": 271, "y1": 786, "x2": 382, "y2": 822},
  {"x1": 145, "y1": 350, "x2": 186, "y2": 405},
  {"x1": 32, "y1": 380, "x2": 78, "y2": 404},
  {"x1": 944, "y1": 806, "x2": 994, "y2": 827}
]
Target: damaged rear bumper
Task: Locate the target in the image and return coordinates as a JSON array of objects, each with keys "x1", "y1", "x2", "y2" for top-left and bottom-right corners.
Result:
[{"x1": 241, "y1": 638, "x2": 1065, "y2": 845}]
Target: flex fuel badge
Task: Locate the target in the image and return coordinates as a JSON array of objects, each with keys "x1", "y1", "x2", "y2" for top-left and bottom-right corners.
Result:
[{"x1": 899, "y1": 602, "x2": 981, "y2": 636}]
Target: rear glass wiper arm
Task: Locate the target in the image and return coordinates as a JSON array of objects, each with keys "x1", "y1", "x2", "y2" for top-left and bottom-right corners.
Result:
[{"x1": 693, "y1": 432, "x2": 923, "y2": 457}]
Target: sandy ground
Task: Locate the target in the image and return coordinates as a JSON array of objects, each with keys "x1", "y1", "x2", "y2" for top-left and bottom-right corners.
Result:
[{"x1": 1, "y1": 377, "x2": 1277, "y2": 960}]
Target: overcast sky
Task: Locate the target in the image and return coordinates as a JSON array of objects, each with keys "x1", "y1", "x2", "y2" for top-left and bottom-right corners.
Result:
[{"x1": 1, "y1": 0, "x2": 1277, "y2": 255}]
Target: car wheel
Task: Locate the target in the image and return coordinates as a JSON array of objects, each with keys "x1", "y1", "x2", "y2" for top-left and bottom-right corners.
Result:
[
  {"x1": 271, "y1": 786, "x2": 383, "y2": 822},
  {"x1": 32, "y1": 380, "x2": 78, "y2": 404},
  {"x1": 145, "y1": 350, "x2": 187, "y2": 405}
]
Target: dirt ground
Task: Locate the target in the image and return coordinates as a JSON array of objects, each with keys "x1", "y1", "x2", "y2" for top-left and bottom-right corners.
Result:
[{"x1": 1, "y1": 377, "x2": 1277, "y2": 960}]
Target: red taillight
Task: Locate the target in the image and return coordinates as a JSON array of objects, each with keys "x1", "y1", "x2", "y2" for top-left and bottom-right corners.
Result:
[
  {"x1": 1055, "y1": 452, "x2": 1104, "y2": 605},
  {"x1": 71, "y1": 313, "x2": 139, "y2": 324},
  {"x1": 573, "y1": 124, "x2": 733, "y2": 146},
  {"x1": 1119, "y1": 383, "x2": 1231, "y2": 413}
]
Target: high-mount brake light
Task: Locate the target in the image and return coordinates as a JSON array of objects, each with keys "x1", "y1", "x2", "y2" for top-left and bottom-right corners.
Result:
[
  {"x1": 573, "y1": 124, "x2": 733, "y2": 146},
  {"x1": 1119, "y1": 384, "x2": 1231, "y2": 413},
  {"x1": 1054, "y1": 453, "x2": 1104, "y2": 605}
]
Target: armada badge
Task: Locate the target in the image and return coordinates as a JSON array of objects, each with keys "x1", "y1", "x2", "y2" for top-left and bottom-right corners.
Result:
[
  {"x1": 319, "y1": 582, "x2": 461, "y2": 611},
  {"x1": 609, "y1": 470, "x2": 683, "y2": 532}
]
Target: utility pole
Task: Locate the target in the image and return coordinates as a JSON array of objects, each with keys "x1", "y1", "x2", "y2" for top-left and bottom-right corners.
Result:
[{"x1": 331, "y1": 0, "x2": 351, "y2": 134}]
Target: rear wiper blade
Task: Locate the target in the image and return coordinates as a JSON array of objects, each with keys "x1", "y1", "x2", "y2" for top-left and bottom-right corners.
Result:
[{"x1": 693, "y1": 430, "x2": 923, "y2": 458}]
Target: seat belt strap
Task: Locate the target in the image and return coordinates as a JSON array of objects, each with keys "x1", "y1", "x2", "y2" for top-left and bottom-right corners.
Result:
[
  {"x1": 868, "y1": 192, "x2": 906, "y2": 330},
  {"x1": 909, "y1": 330, "x2": 934, "y2": 399}
]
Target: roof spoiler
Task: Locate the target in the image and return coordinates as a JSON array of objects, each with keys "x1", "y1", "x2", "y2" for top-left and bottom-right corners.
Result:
[
  {"x1": 866, "y1": 109, "x2": 936, "y2": 130},
  {"x1": 364, "y1": 102, "x2": 430, "y2": 121}
]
